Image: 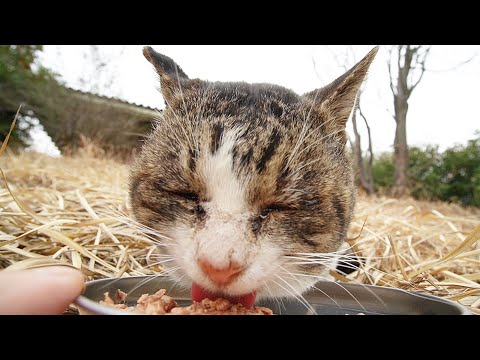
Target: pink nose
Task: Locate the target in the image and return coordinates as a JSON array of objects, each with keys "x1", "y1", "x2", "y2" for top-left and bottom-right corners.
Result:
[{"x1": 198, "y1": 260, "x2": 244, "y2": 285}]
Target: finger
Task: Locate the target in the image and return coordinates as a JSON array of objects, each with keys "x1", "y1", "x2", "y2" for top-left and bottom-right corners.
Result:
[{"x1": 0, "y1": 266, "x2": 85, "y2": 315}]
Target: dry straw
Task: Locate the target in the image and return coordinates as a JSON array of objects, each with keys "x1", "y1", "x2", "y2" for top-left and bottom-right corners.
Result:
[{"x1": 1, "y1": 113, "x2": 479, "y2": 314}]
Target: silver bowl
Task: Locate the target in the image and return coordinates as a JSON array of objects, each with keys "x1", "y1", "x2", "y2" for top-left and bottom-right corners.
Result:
[{"x1": 75, "y1": 275, "x2": 471, "y2": 315}]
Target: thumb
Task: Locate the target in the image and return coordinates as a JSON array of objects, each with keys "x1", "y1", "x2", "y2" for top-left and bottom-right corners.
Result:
[{"x1": 0, "y1": 266, "x2": 85, "y2": 315}]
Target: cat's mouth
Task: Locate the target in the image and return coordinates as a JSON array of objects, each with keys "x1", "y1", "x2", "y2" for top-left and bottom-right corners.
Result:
[{"x1": 191, "y1": 282, "x2": 257, "y2": 308}]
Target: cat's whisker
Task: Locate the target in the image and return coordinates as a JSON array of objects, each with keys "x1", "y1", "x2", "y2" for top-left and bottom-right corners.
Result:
[
  {"x1": 284, "y1": 260, "x2": 399, "y2": 308},
  {"x1": 96, "y1": 269, "x2": 175, "y2": 295},
  {"x1": 316, "y1": 276, "x2": 368, "y2": 312},
  {"x1": 123, "y1": 274, "x2": 167, "y2": 297},
  {"x1": 285, "y1": 252, "x2": 397, "y2": 261},
  {"x1": 262, "y1": 280, "x2": 287, "y2": 312},
  {"x1": 325, "y1": 270, "x2": 388, "y2": 311},
  {"x1": 293, "y1": 272, "x2": 370, "y2": 312},
  {"x1": 284, "y1": 255, "x2": 413, "y2": 288},
  {"x1": 99, "y1": 207, "x2": 175, "y2": 243},
  {"x1": 159, "y1": 265, "x2": 182, "y2": 277},
  {"x1": 136, "y1": 254, "x2": 175, "y2": 260},
  {"x1": 274, "y1": 274, "x2": 317, "y2": 315},
  {"x1": 142, "y1": 258, "x2": 176, "y2": 269},
  {"x1": 272, "y1": 279, "x2": 315, "y2": 314},
  {"x1": 332, "y1": 265, "x2": 416, "y2": 295},
  {"x1": 278, "y1": 265, "x2": 341, "y2": 309},
  {"x1": 116, "y1": 269, "x2": 182, "y2": 300},
  {"x1": 167, "y1": 273, "x2": 188, "y2": 295},
  {"x1": 109, "y1": 223, "x2": 177, "y2": 248}
]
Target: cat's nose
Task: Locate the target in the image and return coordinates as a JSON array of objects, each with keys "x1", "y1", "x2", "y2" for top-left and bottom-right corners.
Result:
[{"x1": 197, "y1": 260, "x2": 244, "y2": 285}]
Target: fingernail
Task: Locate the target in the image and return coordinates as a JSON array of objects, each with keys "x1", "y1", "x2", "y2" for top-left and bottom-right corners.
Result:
[{"x1": 26, "y1": 266, "x2": 83, "y2": 278}]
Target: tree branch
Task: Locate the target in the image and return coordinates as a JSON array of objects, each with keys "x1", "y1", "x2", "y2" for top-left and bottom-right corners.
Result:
[
  {"x1": 358, "y1": 102, "x2": 374, "y2": 192},
  {"x1": 423, "y1": 53, "x2": 477, "y2": 72},
  {"x1": 387, "y1": 46, "x2": 397, "y2": 97},
  {"x1": 408, "y1": 46, "x2": 431, "y2": 95}
]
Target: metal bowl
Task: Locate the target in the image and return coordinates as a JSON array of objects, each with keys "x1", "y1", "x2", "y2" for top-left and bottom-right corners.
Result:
[{"x1": 75, "y1": 275, "x2": 471, "y2": 315}]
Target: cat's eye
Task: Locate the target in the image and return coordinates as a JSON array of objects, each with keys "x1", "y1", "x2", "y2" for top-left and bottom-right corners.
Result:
[
  {"x1": 259, "y1": 204, "x2": 287, "y2": 219},
  {"x1": 259, "y1": 208, "x2": 273, "y2": 219},
  {"x1": 172, "y1": 191, "x2": 199, "y2": 202}
]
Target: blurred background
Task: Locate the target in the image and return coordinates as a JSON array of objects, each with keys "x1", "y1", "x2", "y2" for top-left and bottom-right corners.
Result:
[{"x1": 1, "y1": 45, "x2": 479, "y2": 207}]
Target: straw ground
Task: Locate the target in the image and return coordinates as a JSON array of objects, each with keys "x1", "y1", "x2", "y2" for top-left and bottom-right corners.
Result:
[{"x1": 1, "y1": 149, "x2": 479, "y2": 314}]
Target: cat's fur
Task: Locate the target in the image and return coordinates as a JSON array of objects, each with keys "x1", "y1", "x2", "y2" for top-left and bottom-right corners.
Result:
[{"x1": 130, "y1": 46, "x2": 378, "y2": 298}]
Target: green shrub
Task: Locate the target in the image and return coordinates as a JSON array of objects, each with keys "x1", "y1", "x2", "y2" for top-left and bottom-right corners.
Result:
[
  {"x1": 408, "y1": 145, "x2": 443, "y2": 201},
  {"x1": 438, "y1": 134, "x2": 480, "y2": 206},
  {"x1": 372, "y1": 132, "x2": 480, "y2": 207},
  {"x1": 372, "y1": 152, "x2": 395, "y2": 190}
]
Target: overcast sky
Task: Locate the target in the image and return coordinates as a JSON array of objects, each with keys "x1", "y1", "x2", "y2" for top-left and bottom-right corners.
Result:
[{"x1": 38, "y1": 45, "x2": 480, "y2": 154}]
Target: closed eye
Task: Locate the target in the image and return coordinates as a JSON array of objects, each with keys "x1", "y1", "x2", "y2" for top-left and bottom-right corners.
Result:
[
  {"x1": 169, "y1": 191, "x2": 199, "y2": 202},
  {"x1": 260, "y1": 204, "x2": 292, "y2": 218}
]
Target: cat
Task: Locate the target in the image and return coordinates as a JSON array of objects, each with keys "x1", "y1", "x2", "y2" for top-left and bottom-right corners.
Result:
[{"x1": 129, "y1": 46, "x2": 378, "y2": 307}]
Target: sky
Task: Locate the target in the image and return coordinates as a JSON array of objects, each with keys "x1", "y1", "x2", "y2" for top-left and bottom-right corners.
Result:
[{"x1": 37, "y1": 45, "x2": 480, "y2": 154}]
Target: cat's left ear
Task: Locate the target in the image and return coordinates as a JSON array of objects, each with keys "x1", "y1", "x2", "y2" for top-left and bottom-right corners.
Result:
[
  {"x1": 143, "y1": 46, "x2": 190, "y2": 106},
  {"x1": 303, "y1": 46, "x2": 379, "y2": 141}
]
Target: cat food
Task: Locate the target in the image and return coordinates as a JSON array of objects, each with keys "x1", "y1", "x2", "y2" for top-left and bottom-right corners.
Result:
[{"x1": 101, "y1": 289, "x2": 273, "y2": 315}]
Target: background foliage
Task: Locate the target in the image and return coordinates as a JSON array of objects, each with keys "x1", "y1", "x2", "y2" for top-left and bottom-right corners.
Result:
[{"x1": 372, "y1": 133, "x2": 480, "y2": 207}]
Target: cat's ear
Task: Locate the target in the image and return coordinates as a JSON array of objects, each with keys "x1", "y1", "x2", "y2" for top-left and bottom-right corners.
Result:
[
  {"x1": 303, "y1": 46, "x2": 379, "y2": 143},
  {"x1": 143, "y1": 46, "x2": 190, "y2": 106}
]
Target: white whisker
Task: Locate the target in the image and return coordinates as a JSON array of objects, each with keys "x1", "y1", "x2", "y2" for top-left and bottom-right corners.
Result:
[
  {"x1": 274, "y1": 274, "x2": 317, "y2": 315},
  {"x1": 262, "y1": 281, "x2": 286, "y2": 312},
  {"x1": 278, "y1": 265, "x2": 341, "y2": 309}
]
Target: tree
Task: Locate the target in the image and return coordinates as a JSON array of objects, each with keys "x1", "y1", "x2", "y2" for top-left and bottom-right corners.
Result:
[
  {"x1": 1, "y1": 46, "x2": 152, "y2": 158},
  {"x1": 0, "y1": 45, "x2": 60, "y2": 146},
  {"x1": 372, "y1": 134, "x2": 480, "y2": 207},
  {"x1": 328, "y1": 45, "x2": 375, "y2": 194},
  {"x1": 356, "y1": 102, "x2": 374, "y2": 194},
  {"x1": 387, "y1": 45, "x2": 431, "y2": 197},
  {"x1": 78, "y1": 45, "x2": 125, "y2": 97},
  {"x1": 36, "y1": 46, "x2": 151, "y2": 157}
]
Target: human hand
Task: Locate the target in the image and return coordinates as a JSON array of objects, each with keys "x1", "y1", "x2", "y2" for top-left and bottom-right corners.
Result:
[{"x1": 0, "y1": 266, "x2": 85, "y2": 315}]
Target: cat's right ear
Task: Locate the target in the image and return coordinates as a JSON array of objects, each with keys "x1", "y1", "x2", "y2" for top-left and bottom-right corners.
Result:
[
  {"x1": 143, "y1": 46, "x2": 190, "y2": 106},
  {"x1": 302, "y1": 46, "x2": 378, "y2": 145}
]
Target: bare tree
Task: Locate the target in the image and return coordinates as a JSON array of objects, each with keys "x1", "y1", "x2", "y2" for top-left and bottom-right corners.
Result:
[
  {"x1": 358, "y1": 103, "x2": 374, "y2": 193},
  {"x1": 351, "y1": 98, "x2": 374, "y2": 194},
  {"x1": 79, "y1": 45, "x2": 126, "y2": 97},
  {"x1": 328, "y1": 45, "x2": 375, "y2": 194},
  {"x1": 387, "y1": 45, "x2": 431, "y2": 197}
]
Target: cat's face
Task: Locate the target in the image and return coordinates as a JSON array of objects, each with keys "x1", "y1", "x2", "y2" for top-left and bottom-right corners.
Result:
[{"x1": 130, "y1": 47, "x2": 378, "y2": 302}]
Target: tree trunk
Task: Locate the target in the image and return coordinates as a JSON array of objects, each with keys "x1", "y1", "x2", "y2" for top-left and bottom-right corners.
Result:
[
  {"x1": 391, "y1": 45, "x2": 415, "y2": 198},
  {"x1": 392, "y1": 93, "x2": 409, "y2": 197},
  {"x1": 358, "y1": 106, "x2": 374, "y2": 193},
  {"x1": 352, "y1": 110, "x2": 373, "y2": 194}
]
